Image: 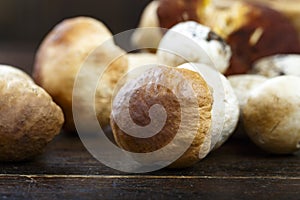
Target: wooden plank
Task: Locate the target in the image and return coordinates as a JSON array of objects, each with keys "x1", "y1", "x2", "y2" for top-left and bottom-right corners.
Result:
[
  {"x1": 0, "y1": 175, "x2": 299, "y2": 199},
  {"x1": 1, "y1": 131, "x2": 299, "y2": 177}
]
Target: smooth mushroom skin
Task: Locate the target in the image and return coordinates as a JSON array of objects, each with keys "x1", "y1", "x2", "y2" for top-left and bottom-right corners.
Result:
[
  {"x1": 252, "y1": 54, "x2": 300, "y2": 77},
  {"x1": 157, "y1": 21, "x2": 232, "y2": 74},
  {"x1": 243, "y1": 76, "x2": 300, "y2": 154},
  {"x1": 33, "y1": 17, "x2": 128, "y2": 132},
  {"x1": 228, "y1": 74, "x2": 268, "y2": 109},
  {"x1": 131, "y1": 0, "x2": 162, "y2": 51},
  {"x1": 0, "y1": 65, "x2": 64, "y2": 162},
  {"x1": 111, "y1": 66, "x2": 213, "y2": 168}
]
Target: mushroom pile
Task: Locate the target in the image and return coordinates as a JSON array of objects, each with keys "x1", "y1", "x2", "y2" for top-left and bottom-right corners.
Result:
[{"x1": 131, "y1": 0, "x2": 300, "y2": 155}]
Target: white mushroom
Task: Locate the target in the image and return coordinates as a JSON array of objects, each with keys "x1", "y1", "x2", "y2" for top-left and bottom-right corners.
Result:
[
  {"x1": 252, "y1": 54, "x2": 300, "y2": 77},
  {"x1": 157, "y1": 21, "x2": 232, "y2": 74},
  {"x1": 243, "y1": 75, "x2": 300, "y2": 154}
]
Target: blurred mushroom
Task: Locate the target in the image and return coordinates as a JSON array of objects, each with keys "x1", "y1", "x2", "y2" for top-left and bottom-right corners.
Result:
[
  {"x1": 131, "y1": 1, "x2": 162, "y2": 51},
  {"x1": 252, "y1": 54, "x2": 300, "y2": 77},
  {"x1": 33, "y1": 17, "x2": 128, "y2": 132},
  {"x1": 156, "y1": 0, "x2": 300, "y2": 75}
]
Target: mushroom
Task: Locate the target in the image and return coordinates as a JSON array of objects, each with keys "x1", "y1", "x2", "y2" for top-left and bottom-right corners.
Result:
[
  {"x1": 131, "y1": 0, "x2": 162, "y2": 51},
  {"x1": 243, "y1": 75, "x2": 300, "y2": 154},
  {"x1": 157, "y1": 21, "x2": 232, "y2": 74},
  {"x1": 33, "y1": 17, "x2": 128, "y2": 132},
  {"x1": 252, "y1": 54, "x2": 300, "y2": 77},
  {"x1": 110, "y1": 63, "x2": 239, "y2": 168},
  {"x1": 0, "y1": 65, "x2": 64, "y2": 162},
  {"x1": 156, "y1": 0, "x2": 300, "y2": 75},
  {"x1": 228, "y1": 74, "x2": 268, "y2": 109}
]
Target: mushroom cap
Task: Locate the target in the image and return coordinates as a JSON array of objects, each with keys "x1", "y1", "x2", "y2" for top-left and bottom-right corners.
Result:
[
  {"x1": 157, "y1": 21, "x2": 231, "y2": 73},
  {"x1": 228, "y1": 74, "x2": 268, "y2": 109},
  {"x1": 110, "y1": 65, "x2": 213, "y2": 168},
  {"x1": 33, "y1": 17, "x2": 127, "y2": 132},
  {"x1": 178, "y1": 63, "x2": 239, "y2": 151},
  {"x1": 0, "y1": 65, "x2": 64, "y2": 161},
  {"x1": 252, "y1": 54, "x2": 300, "y2": 77},
  {"x1": 243, "y1": 75, "x2": 300, "y2": 154},
  {"x1": 217, "y1": 2, "x2": 300, "y2": 75},
  {"x1": 131, "y1": 0, "x2": 162, "y2": 50}
]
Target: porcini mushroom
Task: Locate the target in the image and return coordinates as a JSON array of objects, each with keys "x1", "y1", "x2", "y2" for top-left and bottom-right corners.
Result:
[
  {"x1": 243, "y1": 75, "x2": 300, "y2": 154},
  {"x1": 33, "y1": 17, "x2": 128, "y2": 132},
  {"x1": 110, "y1": 63, "x2": 239, "y2": 168},
  {"x1": 0, "y1": 65, "x2": 64, "y2": 161}
]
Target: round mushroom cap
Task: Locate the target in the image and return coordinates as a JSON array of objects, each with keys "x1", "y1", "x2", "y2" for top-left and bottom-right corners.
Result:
[
  {"x1": 131, "y1": 0, "x2": 162, "y2": 50},
  {"x1": 110, "y1": 65, "x2": 213, "y2": 168},
  {"x1": 157, "y1": 21, "x2": 231, "y2": 73},
  {"x1": 243, "y1": 75, "x2": 300, "y2": 154},
  {"x1": 252, "y1": 54, "x2": 300, "y2": 77},
  {"x1": 33, "y1": 17, "x2": 127, "y2": 132},
  {"x1": 0, "y1": 65, "x2": 64, "y2": 162},
  {"x1": 228, "y1": 74, "x2": 268, "y2": 109}
]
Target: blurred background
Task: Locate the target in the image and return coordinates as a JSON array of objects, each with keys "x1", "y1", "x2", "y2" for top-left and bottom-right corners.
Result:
[{"x1": 0, "y1": 0, "x2": 152, "y2": 73}]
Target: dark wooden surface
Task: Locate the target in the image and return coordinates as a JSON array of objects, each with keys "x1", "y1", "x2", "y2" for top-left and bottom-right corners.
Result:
[{"x1": 0, "y1": 46, "x2": 300, "y2": 200}]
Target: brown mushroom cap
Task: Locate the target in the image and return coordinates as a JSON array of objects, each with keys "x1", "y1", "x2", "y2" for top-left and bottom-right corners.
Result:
[
  {"x1": 0, "y1": 65, "x2": 64, "y2": 162},
  {"x1": 222, "y1": 2, "x2": 300, "y2": 75},
  {"x1": 33, "y1": 17, "x2": 128, "y2": 132},
  {"x1": 110, "y1": 65, "x2": 213, "y2": 168}
]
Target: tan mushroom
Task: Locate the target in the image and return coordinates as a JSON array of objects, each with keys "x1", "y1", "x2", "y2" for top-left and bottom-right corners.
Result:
[
  {"x1": 33, "y1": 17, "x2": 128, "y2": 132},
  {"x1": 243, "y1": 75, "x2": 300, "y2": 154},
  {"x1": 0, "y1": 65, "x2": 64, "y2": 162},
  {"x1": 111, "y1": 63, "x2": 239, "y2": 168}
]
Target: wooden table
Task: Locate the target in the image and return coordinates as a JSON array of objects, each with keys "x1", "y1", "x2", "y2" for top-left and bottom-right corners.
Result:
[{"x1": 0, "y1": 44, "x2": 299, "y2": 199}]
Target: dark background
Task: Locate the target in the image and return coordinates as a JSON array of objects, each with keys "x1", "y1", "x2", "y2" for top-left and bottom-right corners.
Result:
[{"x1": 0, "y1": 0, "x2": 152, "y2": 72}]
